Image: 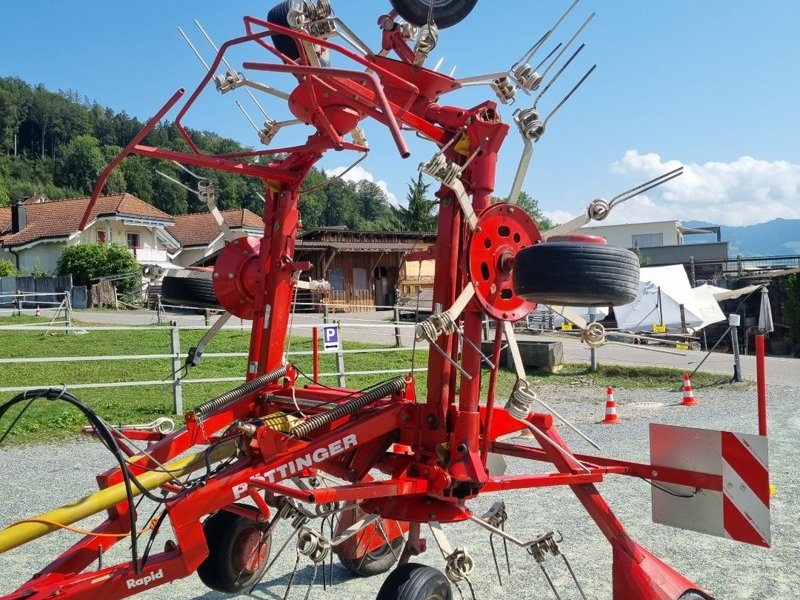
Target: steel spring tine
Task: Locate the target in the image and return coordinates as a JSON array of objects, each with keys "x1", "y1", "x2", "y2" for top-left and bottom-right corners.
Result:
[
  {"x1": 533, "y1": 43, "x2": 586, "y2": 109},
  {"x1": 304, "y1": 561, "x2": 318, "y2": 600},
  {"x1": 609, "y1": 167, "x2": 684, "y2": 208},
  {"x1": 533, "y1": 42, "x2": 562, "y2": 72},
  {"x1": 542, "y1": 64, "x2": 596, "y2": 129},
  {"x1": 512, "y1": 0, "x2": 580, "y2": 71},
  {"x1": 561, "y1": 553, "x2": 588, "y2": 600},
  {"x1": 502, "y1": 521, "x2": 511, "y2": 576},
  {"x1": 355, "y1": 522, "x2": 379, "y2": 573},
  {"x1": 489, "y1": 532, "x2": 503, "y2": 585},
  {"x1": 538, "y1": 13, "x2": 595, "y2": 85},
  {"x1": 283, "y1": 550, "x2": 301, "y2": 600},
  {"x1": 540, "y1": 562, "x2": 562, "y2": 600}
]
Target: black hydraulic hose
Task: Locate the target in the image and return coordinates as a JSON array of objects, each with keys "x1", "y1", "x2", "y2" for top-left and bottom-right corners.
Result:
[
  {"x1": 289, "y1": 377, "x2": 405, "y2": 438},
  {"x1": 194, "y1": 366, "x2": 287, "y2": 417}
]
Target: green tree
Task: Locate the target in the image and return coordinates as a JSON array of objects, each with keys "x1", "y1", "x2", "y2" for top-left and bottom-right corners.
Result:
[
  {"x1": 393, "y1": 173, "x2": 437, "y2": 232},
  {"x1": 55, "y1": 134, "x2": 104, "y2": 194},
  {"x1": 0, "y1": 258, "x2": 16, "y2": 276},
  {"x1": 516, "y1": 191, "x2": 554, "y2": 232},
  {"x1": 56, "y1": 243, "x2": 141, "y2": 295},
  {"x1": 298, "y1": 169, "x2": 327, "y2": 230},
  {"x1": 30, "y1": 257, "x2": 46, "y2": 277}
]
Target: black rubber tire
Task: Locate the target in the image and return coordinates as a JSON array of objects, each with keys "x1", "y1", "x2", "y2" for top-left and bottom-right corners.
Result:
[
  {"x1": 512, "y1": 242, "x2": 640, "y2": 307},
  {"x1": 389, "y1": 0, "x2": 478, "y2": 29},
  {"x1": 197, "y1": 506, "x2": 272, "y2": 593},
  {"x1": 161, "y1": 274, "x2": 221, "y2": 310},
  {"x1": 268, "y1": 1, "x2": 301, "y2": 60},
  {"x1": 335, "y1": 504, "x2": 404, "y2": 577},
  {"x1": 375, "y1": 563, "x2": 452, "y2": 600}
]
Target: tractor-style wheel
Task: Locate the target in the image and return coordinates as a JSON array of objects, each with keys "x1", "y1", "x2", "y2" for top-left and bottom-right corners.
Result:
[
  {"x1": 161, "y1": 272, "x2": 221, "y2": 310},
  {"x1": 335, "y1": 504, "x2": 405, "y2": 576},
  {"x1": 389, "y1": 0, "x2": 478, "y2": 29},
  {"x1": 267, "y1": 1, "x2": 301, "y2": 60},
  {"x1": 197, "y1": 506, "x2": 272, "y2": 593},
  {"x1": 513, "y1": 242, "x2": 640, "y2": 307},
  {"x1": 375, "y1": 563, "x2": 452, "y2": 600}
]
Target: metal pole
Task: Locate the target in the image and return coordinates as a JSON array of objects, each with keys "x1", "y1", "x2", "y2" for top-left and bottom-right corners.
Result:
[
  {"x1": 755, "y1": 333, "x2": 767, "y2": 436},
  {"x1": 729, "y1": 314, "x2": 742, "y2": 383},
  {"x1": 588, "y1": 308, "x2": 598, "y2": 372},
  {"x1": 170, "y1": 321, "x2": 184, "y2": 414},
  {"x1": 335, "y1": 320, "x2": 346, "y2": 387},
  {"x1": 393, "y1": 305, "x2": 402, "y2": 348},
  {"x1": 323, "y1": 304, "x2": 330, "y2": 324},
  {"x1": 312, "y1": 326, "x2": 320, "y2": 384}
]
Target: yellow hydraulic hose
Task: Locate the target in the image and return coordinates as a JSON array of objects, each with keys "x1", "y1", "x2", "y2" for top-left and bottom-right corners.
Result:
[{"x1": 0, "y1": 440, "x2": 237, "y2": 554}]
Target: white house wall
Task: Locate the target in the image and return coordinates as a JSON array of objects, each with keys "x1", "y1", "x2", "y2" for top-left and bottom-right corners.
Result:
[
  {"x1": 16, "y1": 242, "x2": 64, "y2": 274},
  {"x1": 578, "y1": 220, "x2": 681, "y2": 248}
]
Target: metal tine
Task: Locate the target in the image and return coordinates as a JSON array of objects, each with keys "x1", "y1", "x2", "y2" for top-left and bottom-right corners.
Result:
[
  {"x1": 283, "y1": 551, "x2": 302, "y2": 600},
  {"x1": 537, "y1": 13, "x2": 595, "y2": 86},
  {"x1": 539, "y1": 562, "x2": 563, "y2": 600},
  {"x1": 609, "y1": 167, "x2": 684, "y2": 206},
  {"x1": 511, "y1": 0, "x2": 581, "y2": 72},
  {"x1": 489, "y1": 532, "x2": 503, "y2": 585},
  {"x1": 542, "y1": 64, "x2": 596, "y2": 128},
  {"x1": 561, "y1": 553, "x2": 588, "y2": 600},
  {"x1": 304, "y1": 561, "x2": 318, "y2": 600},
  {"x1": 533, "y1": 43, "x2": 585, "y2": 109},
  {"x1": 501, "y1": 520, "x2": 511, "y2": 577},
  {"x1": 178, "y1": 26, "x2": 212, "y2": 70},
  {"x1": 236, "y1": 100, "x2": 261, "y2": 135},
  {"x1": 532, "y1": 43, "x2": 563, "y2": 73}
]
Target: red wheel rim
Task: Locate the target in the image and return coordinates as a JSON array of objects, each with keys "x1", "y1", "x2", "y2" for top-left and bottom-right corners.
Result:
[
  {"x1": 231, "y1": 527, "x2": 269, "y2": 574},
  {"x1": 212, "y1": 236, "x2": 263, "y2": 320},
  {"x1": 467, "y1": 203, "x2": 542, "y2": 321}
]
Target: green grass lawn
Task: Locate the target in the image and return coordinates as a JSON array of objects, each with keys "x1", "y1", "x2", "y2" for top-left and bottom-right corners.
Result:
[{"x1": 0, "y1": 315, "x2": 723, "y2": 444}]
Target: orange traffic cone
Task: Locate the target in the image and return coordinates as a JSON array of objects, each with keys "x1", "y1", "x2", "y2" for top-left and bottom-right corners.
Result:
[
  {"x1": 681, "y1": 374, "x2": 698, "y2": 406},
  {"x1": 599, "y1": 387, "x2": 620, "y2": 424},
  {"x1": 35, "y1": 305, "x2": 41, "y2": 317}
]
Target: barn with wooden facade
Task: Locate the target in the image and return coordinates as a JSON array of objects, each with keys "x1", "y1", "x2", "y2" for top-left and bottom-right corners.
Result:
[{"x1": 294, "y1": 227, "x2": 435, "y2": 311}]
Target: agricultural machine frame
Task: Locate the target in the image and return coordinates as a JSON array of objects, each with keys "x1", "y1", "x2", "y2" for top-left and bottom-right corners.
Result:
[{"x1": 0, "y1": 2, "x2": 767, "y2": 599}]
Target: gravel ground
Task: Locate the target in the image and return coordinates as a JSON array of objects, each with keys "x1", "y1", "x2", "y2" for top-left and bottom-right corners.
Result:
[{"x1": 1, "y1": 383, "x2": 798, "y2": 600}]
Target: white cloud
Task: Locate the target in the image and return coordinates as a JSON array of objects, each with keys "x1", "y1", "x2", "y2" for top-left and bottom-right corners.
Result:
[
  {"x1": 324, "y1": 165, "x2": 400, "y2": 207},
  {"x1": 608, "y1": 150, "x2": 800, "y2": 226},
  {"x1": 543, "y1": 210, "x2": 577, "y2": 225}
]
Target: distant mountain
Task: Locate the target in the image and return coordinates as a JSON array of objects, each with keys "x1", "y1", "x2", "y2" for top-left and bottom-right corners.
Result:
[{"x1": 684, "y1": 218, "x2": 800, "y2": 257}]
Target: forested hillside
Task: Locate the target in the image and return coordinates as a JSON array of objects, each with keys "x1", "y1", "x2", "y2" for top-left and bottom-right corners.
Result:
[{"x1": 0, "y1": 77, "x2": 407, "y2": 231}]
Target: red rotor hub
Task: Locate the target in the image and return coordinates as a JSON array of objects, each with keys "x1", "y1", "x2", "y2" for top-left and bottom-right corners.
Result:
[
  {"x1": 212, "y1": 236, "x2": 264, "y2": 320},
  {"x1": 467, "y1": 203, "x2": 542, "y2": 321}
]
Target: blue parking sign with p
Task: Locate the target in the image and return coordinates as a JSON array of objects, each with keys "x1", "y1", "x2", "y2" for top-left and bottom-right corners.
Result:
[{"x1": 322, "y1": 324, "x2": 339, "y2": 352}]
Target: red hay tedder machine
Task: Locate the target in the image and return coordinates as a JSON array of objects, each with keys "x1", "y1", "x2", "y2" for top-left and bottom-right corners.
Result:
[{"x1": 0, "y1": 1, "x2": 771, "y2": 599}]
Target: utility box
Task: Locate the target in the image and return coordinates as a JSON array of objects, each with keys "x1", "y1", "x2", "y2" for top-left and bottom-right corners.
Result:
[{"x1": 481, "y1": 340, "x2": 564, "y2": 373}]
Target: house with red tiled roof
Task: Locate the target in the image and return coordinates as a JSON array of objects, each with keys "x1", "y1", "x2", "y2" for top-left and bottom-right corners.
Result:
[
  {"x1": 0, "y1": 194, "x2": 179, "y2": 274},
  {"x1": 170, "y1": 209, "x2": 263, "y2": 267}
]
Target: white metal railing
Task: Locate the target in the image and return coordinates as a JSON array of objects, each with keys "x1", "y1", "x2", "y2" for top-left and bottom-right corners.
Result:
[{"x1": 0, "y1": 321, "x2": 424, "y2": 413}]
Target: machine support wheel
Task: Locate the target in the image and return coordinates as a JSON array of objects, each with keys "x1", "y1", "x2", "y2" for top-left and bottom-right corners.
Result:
[
  {"x1": 335, "y1": 503, "x2": 405, "y2": 576},
  {"x1": 375, "y1": 563, "x2": 452, "y2": 600},
  {"x1": 161, "y1": 273, "x2": 221, "y2": 310},
  {"x1": 389, "y1": 0, "x2": 478, "y2": 29},
  {"x1": 513, "y1": 242, "x2": 640, "y2": 307},
  {"x1": 268, "y1": 1, "x2": 301, "y2": 60},
  {"x1": 197, "y1": 506, "x2": 272, "y2": 593}
]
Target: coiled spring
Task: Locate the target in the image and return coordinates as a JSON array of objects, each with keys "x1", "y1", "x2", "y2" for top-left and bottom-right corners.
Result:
[
  {"x1": 415, "y1": 311, "x2": 457, "y2": 342},
  {"x1": 289, "y1": 377, "x2": 405, "y2": 438},
  {"x1": 581, "y1": 322, "x2": 605, "y2": 348},
  {"x1": 514, "y1": 107, "x2": 545, "y2": 141},
  {"x1": 258, "y1": 118, "x2": 280, "y2": 146},
  {"x1": 512, "y1": 63, "x2": 543, "y2": 92},
  {"x1": 414, "y1": 24, "x2": 439, "y2": 63},
  {"x1": 491, "y1": 76, "x2": 517, "y2": 105},
  {"x1": 194, "y1": 366, "x2": 287, "y2": 417},
  {"x1": 420, "y1": 153, "x2": 461, "y2": 188},
  {"x1": 214, "y1": 69, "x2": 243, "y2": 94},
  {"x1": 505, "y1": 378, "x2": 538, "y2": 420},
  {"x1": 297, "y1": 528, "x2": 329, "y2": 563},
  {"x1": 445, "y1": 548, "x2": 475, "y2": 582},
  {"x1": 587, "y1": 197, "x2": 610, "y2": 221}
]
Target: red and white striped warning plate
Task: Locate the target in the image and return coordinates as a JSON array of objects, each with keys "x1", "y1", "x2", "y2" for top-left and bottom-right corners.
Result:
[{"x1": 650, "y1": 424, "x2": 770, "y2": 547}]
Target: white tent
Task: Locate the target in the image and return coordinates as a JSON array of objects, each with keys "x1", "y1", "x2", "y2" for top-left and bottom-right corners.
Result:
[{"x1": 614, "y1": 265, "x2": 725, "y2": 332}]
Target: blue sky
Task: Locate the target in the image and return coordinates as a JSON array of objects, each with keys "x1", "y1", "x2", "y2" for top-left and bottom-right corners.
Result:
[{"x1": 2, "y1": 1, "x2": 798, "y2": 226}]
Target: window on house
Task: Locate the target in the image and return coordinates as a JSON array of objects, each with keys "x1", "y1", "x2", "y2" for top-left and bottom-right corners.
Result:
[
  {"x1": 126, "y1": 233, "x2": 140, "y2": 248},
  {"x1": 97, "y1": 231, "x2": 106, "y2": 245},
  {"x1": 631, "y1": 233, "x2": 663, "y2": 248},
  {"x1": 329, "y1": 267, "x2": 345, "y2": 291},
  {"x1": 352, "y1": 268, "x2": 368, "y2": 290}
]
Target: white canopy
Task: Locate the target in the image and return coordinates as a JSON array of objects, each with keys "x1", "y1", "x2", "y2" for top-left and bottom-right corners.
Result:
[{"x1": 614, "y1": 265, "x2": 725, "y2": 332}]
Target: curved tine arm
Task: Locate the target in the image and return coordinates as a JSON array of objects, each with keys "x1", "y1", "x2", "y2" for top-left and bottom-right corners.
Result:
[
  {"x1": 81, "y1": 88, "x2": 185, "y2": 230},
  {"x1": 243, "y1": 62, "x2": 410, "y2": 157},
  {"x1": 540, "y1": 212, "x2": 591, "y2": 240}
]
